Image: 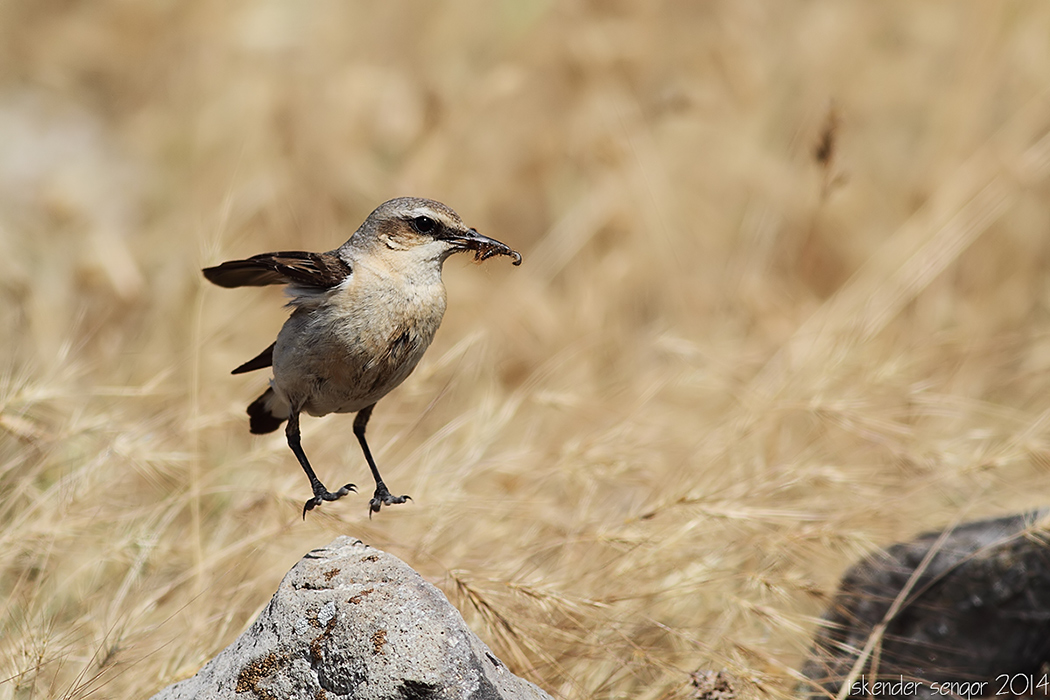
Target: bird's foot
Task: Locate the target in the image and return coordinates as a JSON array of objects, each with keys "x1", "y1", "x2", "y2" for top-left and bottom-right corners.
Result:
[
  {"x1": 368, "y1": 482, "x2": 411, "y2": 518},
  {"x1": 302, "y1": 482, "x2": 356, "y2": 518}
]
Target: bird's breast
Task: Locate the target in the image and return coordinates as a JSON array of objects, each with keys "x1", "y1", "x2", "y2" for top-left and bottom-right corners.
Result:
[{"x1": 270, "y1": 275, "x2": 447, "y2": 415}]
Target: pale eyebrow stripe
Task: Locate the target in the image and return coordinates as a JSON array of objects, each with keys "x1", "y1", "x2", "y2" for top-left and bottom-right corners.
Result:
[{"x1": 404, "y1": 207, "x2": 456, "y2": 226}]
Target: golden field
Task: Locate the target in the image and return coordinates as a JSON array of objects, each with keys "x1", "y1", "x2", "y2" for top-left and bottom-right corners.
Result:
[{"x1": 3, "y1": 1, "x2": 1050, "y2": 698}]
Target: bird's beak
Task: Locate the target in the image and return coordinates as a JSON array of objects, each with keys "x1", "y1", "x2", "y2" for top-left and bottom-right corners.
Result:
[{"x1": 448, "y1": 228, "x2": 522, "y2": 266}]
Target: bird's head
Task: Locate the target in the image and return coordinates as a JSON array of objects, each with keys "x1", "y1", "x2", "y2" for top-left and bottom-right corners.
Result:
[{"x1": 346, "y1": 197, "x2": 522, "y2": 269}]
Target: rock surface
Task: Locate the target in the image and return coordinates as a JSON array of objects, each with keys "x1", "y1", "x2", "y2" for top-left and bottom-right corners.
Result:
[
  {"x1": 800, "y1": 509, "x2": 1050, "y2": 699},
  {"x1": 151, "y1": 537, "x2": 552, "y2": 700}
]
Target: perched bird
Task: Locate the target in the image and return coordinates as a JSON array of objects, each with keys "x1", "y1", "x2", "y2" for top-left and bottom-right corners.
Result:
[{"x1": 203, "y1": 197, "x2": 521, "y2": 517}]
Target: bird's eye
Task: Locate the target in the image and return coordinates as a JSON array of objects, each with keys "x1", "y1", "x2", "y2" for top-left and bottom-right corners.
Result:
[{"x1": 412, "y1": 216, "x2": 436, "y2": 234}]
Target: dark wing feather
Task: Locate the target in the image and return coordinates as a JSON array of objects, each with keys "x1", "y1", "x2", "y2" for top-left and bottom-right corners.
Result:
[
  {"x1": 202, "y1": 251, "x2": 351, "y2": 289},
  {"x1": 231, "y1": 342, "x2": 274, "y2": 375}
]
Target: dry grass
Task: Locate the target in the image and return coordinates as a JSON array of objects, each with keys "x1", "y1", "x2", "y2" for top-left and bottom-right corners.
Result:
[{"x1": 3, "y1": 2, "x2": 1050, "y2": 698}]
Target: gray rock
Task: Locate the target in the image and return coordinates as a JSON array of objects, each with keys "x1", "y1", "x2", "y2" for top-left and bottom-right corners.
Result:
[
  {"x1": 151, "y1": 537, "x2": 552, "y2": 700},
  {"x1": 800, "y1": 510, "x2": 1050, "y2": 699}
]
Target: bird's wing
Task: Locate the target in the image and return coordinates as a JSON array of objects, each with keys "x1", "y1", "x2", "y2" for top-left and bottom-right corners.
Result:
[
  {"x1": 231, "y1": 342, "x2": 274, "y2": 374},
  {"x1": 202, "y1": 251, "x2": 351, "y2": 289}
]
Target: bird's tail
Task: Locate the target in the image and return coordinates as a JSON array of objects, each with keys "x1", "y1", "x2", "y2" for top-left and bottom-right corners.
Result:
[{"x1": 247, "y1": 387, "x2": 290, "y2": 434}]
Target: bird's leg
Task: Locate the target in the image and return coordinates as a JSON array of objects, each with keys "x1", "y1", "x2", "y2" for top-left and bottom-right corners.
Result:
[
  {"x1": 354, "y1": 404, "x2": 410, "y2": 516},
  {"x1": 286, "y1": 409, "x2": 356, "y2": 518}
]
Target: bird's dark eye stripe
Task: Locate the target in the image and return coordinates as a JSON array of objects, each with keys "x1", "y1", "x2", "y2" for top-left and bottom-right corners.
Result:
[{"x1": 411, "y1": 216, "x2": 437, "y2": 234}]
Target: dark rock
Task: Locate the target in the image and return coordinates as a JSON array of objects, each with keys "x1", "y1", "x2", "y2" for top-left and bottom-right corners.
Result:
[
  {"x1": 800, "y1": 510, "x2": 1050, "y2": 699},
  {"x1": 690, "y1": 669, "x2": 736, "y2": 700},
  {"x1": 150, "y1": 537, "x2": 552, "y2": 700}
]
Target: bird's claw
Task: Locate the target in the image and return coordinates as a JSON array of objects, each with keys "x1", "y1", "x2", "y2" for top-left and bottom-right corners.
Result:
[
  {"x1": 368, "y1": 483, "x2": 411, "y2": 518},
  {"x1": 301, "y1": 482, "x2": 357, "y2": 519}
]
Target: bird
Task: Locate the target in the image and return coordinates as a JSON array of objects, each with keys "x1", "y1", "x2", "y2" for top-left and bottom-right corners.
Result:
[{"x1": 203, "y1": 197, "x2": 521, "y2": 517}]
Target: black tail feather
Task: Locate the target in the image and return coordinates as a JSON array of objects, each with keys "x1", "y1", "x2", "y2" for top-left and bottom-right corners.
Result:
[{"x1": 247, "y1": 387, "x2": 287, "y2": 434}]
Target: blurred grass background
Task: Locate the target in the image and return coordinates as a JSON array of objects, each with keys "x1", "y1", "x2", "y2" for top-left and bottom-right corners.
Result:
[{"x1": 3, "y1": 1, "x2": 1050, "y2": 698}]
